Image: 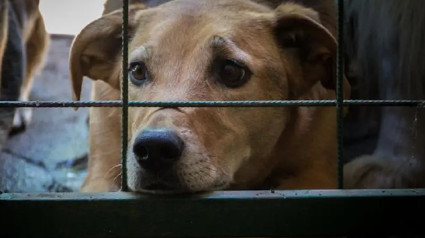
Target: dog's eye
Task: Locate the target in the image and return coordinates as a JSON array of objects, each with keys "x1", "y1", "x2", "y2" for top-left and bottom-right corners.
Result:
[
  {"x1": 218, "y1": 60, "x2": 250, "y2": 88},
  {"x1": 129, "y1": 62, "x2": 149, "y2": 85}
]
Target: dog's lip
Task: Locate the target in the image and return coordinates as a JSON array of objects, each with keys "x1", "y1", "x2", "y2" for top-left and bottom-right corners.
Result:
[
  {"x1": 136, "y1": 184, "x2": 210, "y2": 195},
  {"x1": 144, "y1": 182, "x2": 175, "y2": 190},
  {"x1": 136, "y1": 188, "x2": 189, "y2": 195},
  {"x1": 135, "y1": 181, "x2": 228, "y2": 195},
  {"x1": 137, "y1": 181, "x2": 186, "y2": 194}
]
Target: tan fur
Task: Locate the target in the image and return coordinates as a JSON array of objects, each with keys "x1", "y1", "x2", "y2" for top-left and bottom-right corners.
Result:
[
  {"x1": 0, "y1": 1, "x2": 8, "y2": 95},
  {"x1": 71, "y1": 0, "x2": 348, "y2": 192},
  {"x1": 0, "y1": 0, "x2": 49, "y2": 130},
  {"x1": 12, "y1": 0, "x2": 49, "y2": 129},
  {"x1": 22, "y1": 8, "x2": 49, "y2": 100}
]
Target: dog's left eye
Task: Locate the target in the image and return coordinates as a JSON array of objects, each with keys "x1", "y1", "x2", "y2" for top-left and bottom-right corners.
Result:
[
  {"x1": 129, "y1": 62, "x2": 149, "y2": 85},
  {"x1": 217, "y1": 60, "x2": 251, "y2": 88}
]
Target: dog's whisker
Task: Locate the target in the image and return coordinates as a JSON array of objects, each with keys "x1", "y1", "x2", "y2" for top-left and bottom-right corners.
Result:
[
  {"x1": 113, "y1": 172, "x2": 122, "y2": 183},
  {"x1": 104, "y1": 164, "x2": 122, "y2": 178}
]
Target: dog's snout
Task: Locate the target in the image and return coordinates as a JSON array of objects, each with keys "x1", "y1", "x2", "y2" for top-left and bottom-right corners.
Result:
[{"x1": 133, "y1": 129, "x2": 184, "y2": 170}]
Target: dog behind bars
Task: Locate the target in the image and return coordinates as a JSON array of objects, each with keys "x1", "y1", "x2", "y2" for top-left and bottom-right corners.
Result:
[
  {"x1": 0, "y1": 0, "x2": 49, "y2": 151},
  {"x1": 70, "y1": 0, "x2": 349, "y2": 192},
  {"x1": 343, "y1": 0, "x2": 425, "y2": 188}
]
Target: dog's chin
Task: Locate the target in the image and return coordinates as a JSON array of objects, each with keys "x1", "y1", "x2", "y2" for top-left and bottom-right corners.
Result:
[
  {"x1": 130, "y1": 180, "x2": 229, "y2": 195},
  {"x1": 137, "y1": 188, "x2": 189, "y2": 195},
  {"x1": 135, "y1": 182, "x2": 186, "y2": 195},
  {"x1": 127, "y1": 156, "x2": 231, "y2": 194}
]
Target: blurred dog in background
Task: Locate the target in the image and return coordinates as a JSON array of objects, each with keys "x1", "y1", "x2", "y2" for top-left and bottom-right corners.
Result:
[
  {"x1": 343, "y1": 0, "x2": 425, "y2": 188},
  {"x1": 0, "y1": 0, "x2": 49, "y2": 151}
]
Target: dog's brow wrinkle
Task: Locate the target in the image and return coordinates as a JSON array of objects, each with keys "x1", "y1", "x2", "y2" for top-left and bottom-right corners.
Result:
[
  {"x1": 129, "y1": 46, "x2": 149, "y2": 63},
  {"x1": 211, "y1": 35, "x2": 226, "y2": 48},
  {"x1": 209, "y1": 35, "x2": 252, "y2": 66}
]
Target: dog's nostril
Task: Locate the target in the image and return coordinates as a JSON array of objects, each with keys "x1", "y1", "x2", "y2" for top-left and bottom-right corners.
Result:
[
  {"x1": 133, "y1": 145, "x2": 149, "y2": 161},
  {"x1": 133, "y1": 128, "x2": 184, "y2": 170}
]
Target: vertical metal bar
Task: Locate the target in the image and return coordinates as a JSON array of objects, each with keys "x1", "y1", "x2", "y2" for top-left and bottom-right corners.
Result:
[
  {"x1": 336, "y1": 0, "x2": 345, "y2": 189},
  {"x1": 121, "y1": 0, "x2": 129, "y2": 191}
]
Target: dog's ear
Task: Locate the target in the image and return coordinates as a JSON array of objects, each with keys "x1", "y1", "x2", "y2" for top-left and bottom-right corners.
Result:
[
  {"x1": 69, "y1": 5, "x2": 145, "y2": 101},
  {"x1": 274, "y1": 3, "x2": 336, "y2": 97}
]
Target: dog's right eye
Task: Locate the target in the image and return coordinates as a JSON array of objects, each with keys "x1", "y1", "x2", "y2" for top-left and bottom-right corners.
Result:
[
  {"x1": 129, "y1": 62, "x2": 149, "y2": 85},
  {"x1": 217, "y1": 59, "x2": 251, "y2": 88}
]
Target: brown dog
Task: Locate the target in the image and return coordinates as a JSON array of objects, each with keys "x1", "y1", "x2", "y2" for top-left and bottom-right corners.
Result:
[
  {"x1": 0, "y1": 2, "x2": 7, "y2": 88},
  {"x1": 70, "y1": 0, "x2": 347, "y2": 193},
  {"x1": 0, "y1": 0, "x2": 49, "y2": 129},
  {"x1": 12, "y1": 0, "x2": 49, "y2": 131},
  {"x1": 0, "y1": 0, "x2": 48, "y2": 150}
]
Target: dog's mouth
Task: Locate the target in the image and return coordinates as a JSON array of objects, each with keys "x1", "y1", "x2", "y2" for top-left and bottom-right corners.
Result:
[
  {"x1": 145, "y1": 182, "x2": 172, "y2": 190},
  {"x1": 137, "y1": 182, "x2": 187, "y2": 194}
]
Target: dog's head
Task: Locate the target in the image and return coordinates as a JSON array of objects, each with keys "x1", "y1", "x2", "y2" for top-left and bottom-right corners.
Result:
[{"x1": 70, "y1": 0, "x2": 337, "y2": 193}]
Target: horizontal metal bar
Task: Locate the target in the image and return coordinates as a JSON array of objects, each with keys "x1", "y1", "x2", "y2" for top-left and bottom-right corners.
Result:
[
  {"x1": 1, "y1": 189, "x2": 424, "y2": 238},
  {"x1": 0, "y1": 100, "x2": 424, "y2": 108},
  {"x1": 346, "y1": 100, "x2": 425, "y2": 107},
  {"x1": 0, "y1": 100, "x2": 123, "y2": 107}
]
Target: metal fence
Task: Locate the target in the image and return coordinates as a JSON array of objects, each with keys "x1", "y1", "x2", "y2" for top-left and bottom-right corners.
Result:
[{"x1": 1, "y1": 0, "x2": 425, "y2": 237}]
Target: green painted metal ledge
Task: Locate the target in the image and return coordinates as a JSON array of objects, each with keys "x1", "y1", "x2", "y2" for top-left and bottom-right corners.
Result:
[{"x1": 1, "y1": 189, "x2": 424, "y2": 238}]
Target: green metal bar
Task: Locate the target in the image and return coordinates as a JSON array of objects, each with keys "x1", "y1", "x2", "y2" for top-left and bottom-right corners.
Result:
[
  {"x1": 0, "y1": 100, "x2": 425, "y2": 108},
  {"x1": 121, "y1": 0, "x2": 129, "y2": 191},
  {"x1": 336, "y1": 0, "x2": 345, "y2": 189},
  {"x1": 1, "y1": 189, "x2": 424, "y2": 238}
]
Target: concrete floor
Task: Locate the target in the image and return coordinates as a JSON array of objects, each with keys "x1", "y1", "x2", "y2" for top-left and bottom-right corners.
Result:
[{"x1": 0, "y1": 35, "x2": 92, "y2": 193}]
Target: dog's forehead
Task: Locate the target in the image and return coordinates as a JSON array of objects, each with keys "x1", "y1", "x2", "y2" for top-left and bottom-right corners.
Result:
[
  {"x1": 129, "y1": 0, "x2": 275, "y2": 58},
  {"x1": 155, "y1": 0, "x2": 272, "y2": 16}
]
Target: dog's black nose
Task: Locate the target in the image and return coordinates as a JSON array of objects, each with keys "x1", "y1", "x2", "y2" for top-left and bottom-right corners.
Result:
[{"x1": 133, "y1": 129, "x2": 184, "y2": 170}]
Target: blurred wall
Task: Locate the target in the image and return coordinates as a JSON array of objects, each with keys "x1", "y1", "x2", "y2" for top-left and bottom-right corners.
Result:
[{"x1": 40, "y1": 0, "x2": 104, "y2": 35}]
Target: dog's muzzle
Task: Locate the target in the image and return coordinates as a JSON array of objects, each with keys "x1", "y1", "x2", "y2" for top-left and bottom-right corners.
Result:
[{"x1": 128, "y1": 126, "x2": 228, "y2": 193}]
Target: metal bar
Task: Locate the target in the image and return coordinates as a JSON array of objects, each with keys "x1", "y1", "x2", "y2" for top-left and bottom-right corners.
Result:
[
  {"x1": 1, "y1": 189, "x2": 424, "y2": 238},
  {"x1": 336, "y1": 0, "x2": 344, "y2": 188},
  {"x1": 121, "y1": 0, "x2": 129, "y2": 191},
  {"x1": 0, "y1": 100, "x2": 425, "y2": 108},
  {"x1": 345, "y1": 100, "x2": 425, "y2": 106}
]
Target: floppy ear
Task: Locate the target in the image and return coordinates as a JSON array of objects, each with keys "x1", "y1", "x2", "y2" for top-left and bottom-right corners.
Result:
[
  {"x1": 69, "y1": 5, "x2": 145, "y2": 101},
  {"x1": 274, "y1": 3, "x2": 337, "y2": 97}
]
